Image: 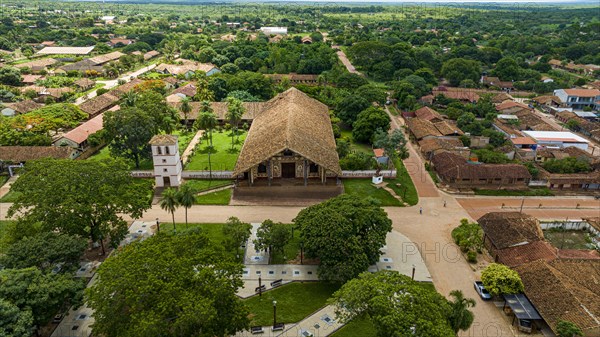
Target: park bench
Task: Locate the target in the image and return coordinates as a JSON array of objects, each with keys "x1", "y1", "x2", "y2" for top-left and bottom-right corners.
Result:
[
  {"x1": 272, "y1": 323, "x2": 285, "y2": 331},
  {"x1": 255, "y1": 285, "x2": 266, "y2": 293},
  {"x1": 270, "y1": 279, "x2": 283, "y2": 288},
  {"x1": 250, "y1": 326, "x2": 264, "y2": 334}
]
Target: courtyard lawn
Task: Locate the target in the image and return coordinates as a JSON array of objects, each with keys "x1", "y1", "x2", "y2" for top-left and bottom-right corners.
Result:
[
  {"x1": 161, "y1": 223, "x2": 227, "y2": 243},
  {"x1": 343, "y1": 179, "x2": 402, "y2": 206},
  {"x1": 182, "y1": 179, "x2": 233, "y2": 193},
  {"x1": 185, "y1": 130, "x2": 247, "y2": 171},
  {"x1": 339, "y1": 129, "x2": 372, "y2": 155},
  {"x1": 195, "y1": 188, "x2": 231, "y2": 205},
  {"x1": 244, "y1": 282, "x2": 340, "y2": 326},
  {"x1": 387, "y1": 159, "x2": 419, "y2": 206},
  {"x1": 474, "y1": 188, "x2": 554, "y2": 197},
  {"x1": 331, "y1": 316, "x2": 377, "y2": 337},
  {"x1": 543, "y1": 229, "x2": 595, "y2": 250}
]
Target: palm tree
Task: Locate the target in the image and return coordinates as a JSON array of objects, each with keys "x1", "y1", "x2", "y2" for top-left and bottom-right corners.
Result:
[
  {"x1": 176, "y1": 184, "x2": 195, "y2": 227},
  {"x1": 193, "y1": 78, "x2": 214, "y2": 102},
  {"x1": 196, "y1": 109, "x2": 218, "y2": 179},
  {"x1": 448, "y1": 290, "x2": 476, "y2": 333},
  {"x1": 122, "y1": 90, "x2": 138, "y2": 107},
  {"x1": 159, "y1": 188, "x2": 179, "y2": 232},
  {"x1": 180, "y1": 97, "x2": 191, "y2": 128},
  {"x1": 226, "y1": 97, "x2": 244, "y2": 151}
]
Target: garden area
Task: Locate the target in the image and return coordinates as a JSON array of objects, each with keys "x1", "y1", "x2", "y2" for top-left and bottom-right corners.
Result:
[
  {"x1": 543, "y1": 228, "x2": 596, "y2": 250},
  {"x1": 185, "y1": 130, "x2": 247, "y2": 171},
  {"x1": 244, "y1": 282, "x2": 340, "y2": 326}
]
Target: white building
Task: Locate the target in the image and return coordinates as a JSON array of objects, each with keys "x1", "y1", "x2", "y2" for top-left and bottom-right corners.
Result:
[
  {"x1": 260, "y1": 27, "x2": 288, "y2": 35},
  {"x1": 149, "y1": 135, "x2": 182, "y2": 187},
  {"x1": 553, "y1": 89, "x2": 600, "y2": 111},
  {"x1": 522, "y1": 131, "x2": 590, "y2": 150}
]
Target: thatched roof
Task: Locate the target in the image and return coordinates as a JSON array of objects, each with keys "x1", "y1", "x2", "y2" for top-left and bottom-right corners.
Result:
[
  {"x1": 79, "y1": 93, "x2": 119, "y2": 116},
  {"x1": 74, "y1": 78, "x2": 95, "y2": 88},
  {"x1": 233, "y1": 88, "x2": 341, "y2": 176},
  {"x1": 432, "y1": 152, "x2": 531, "y2": 182},
  {"x1": 515, "y1": 259, "x2": 600, "y2": 334},
  {"x1": 407, "y1": 118, "x2": 442, "y2": 140},
  {"x1": 491, "y1": 93, "x2": 513, "y2": 104},
  {"x1": 149, "y1": 134, "x2": 177, "y2": 146},
  {"x1": 478, "y1": 212, "x2": 543, "y2": 250},
  {"x1": 0, "y1": 146, "x2": 72, "y2": 162}
]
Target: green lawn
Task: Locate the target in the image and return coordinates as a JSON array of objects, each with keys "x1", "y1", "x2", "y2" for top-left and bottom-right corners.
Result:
[
  {"x1": 342, "y1": 179, "x2": 402, "y2": 206},
  {"x1": 161, "y1": 222, "x2": 227, "y2": 242},
  {"x1": 339, "y1": 129, "x2": 372, "y2": 155},
  {"x1": 195, "y1": 188, "x2": 231, "y2": 205},
  {"x1": 474, "y1": 188, "x2": 553, "y2": 196},
  {"x1": 185, "y1": 130, "x2": 247, "y2": 171},
  {"x1": 182, "y1": 179, "x2": 233, "y2": 192},
  {"x1": 0, "y1": 190, "x2": 21, "y2": 202},
  {"x1": 388, "y1": 159, "x2": 419, "y2": 206},
  {"x1": 331, "y1": 316, "x2": 377, "y2": 337},
  {"x1": 244, "y1": 282, "x2": 340, "y2": 326}
]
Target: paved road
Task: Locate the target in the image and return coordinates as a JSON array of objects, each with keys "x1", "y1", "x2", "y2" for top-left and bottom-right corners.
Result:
[
  {"x1": 332, "y1": 46, "x2": 360, "y2": 75},
  {"x1": 457, "y1": 197, "x2": 600, "y2": 220}
]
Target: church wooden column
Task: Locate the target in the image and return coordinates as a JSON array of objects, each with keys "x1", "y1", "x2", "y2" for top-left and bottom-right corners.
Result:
[
  {"x1": 320, "y1": 166, "x2": 325, "y2": 184},
  {"x1": 268, "y1": 160, "x2": 272, "y2": 186},
  {"x1": 249, "y1": 168, "x2": 253, "y2": 186},
  {"x1": 303, "y1": 160, "x2": 308, "y2": 186}
]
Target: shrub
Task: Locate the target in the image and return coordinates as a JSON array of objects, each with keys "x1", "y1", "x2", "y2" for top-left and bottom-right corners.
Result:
[
  {"x1": 96, "y1": 88, "x2": 109, "y2": 96},
  {"x1": 481, "y1": 263, "x2": 524, "y2": 297},
  {"x1": 467, "y1": 251, "x2": 477, "y2": 263},
  {"x1": 451, "y1": 219, "x2": 483, "y2": 253}
]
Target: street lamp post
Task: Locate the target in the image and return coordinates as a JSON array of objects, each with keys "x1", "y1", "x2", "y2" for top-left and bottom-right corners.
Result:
[
  {"x1": 411, "y1": 264, "x2": 416, "y2": 280},
  {"x1": 156, "y1": 218, "x2": 160, "y2": 234},
  {"x1": 300, "y1": 241, "x2": 304, "y2": 265},
  {"x1": 272, "y1": 300, "x2": 277, "y2": 327}
]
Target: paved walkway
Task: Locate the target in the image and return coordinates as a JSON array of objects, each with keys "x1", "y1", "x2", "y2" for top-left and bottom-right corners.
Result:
[
  {"x1": 0, "y1": 175, "x2": 18, "y2": 199},
  {"x1": 333, "y1": 47, "x2": 360, "y2": 75},
  {"x1": 180, "y1": 130, "x2": 204, "y2": 165},
  {"x1": 245, "y1": 223, "x2": 269, "y2": 265}
]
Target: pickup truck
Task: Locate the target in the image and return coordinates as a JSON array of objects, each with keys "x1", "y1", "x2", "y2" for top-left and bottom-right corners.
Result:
[{"x1": 474, "y1": 281, "x2": 492, "y2": 300}]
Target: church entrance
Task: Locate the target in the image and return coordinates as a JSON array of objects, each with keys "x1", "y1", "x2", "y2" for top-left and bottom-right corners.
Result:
[{"x1": 281, "y1": 163, "x2": 295, "y2": 178}]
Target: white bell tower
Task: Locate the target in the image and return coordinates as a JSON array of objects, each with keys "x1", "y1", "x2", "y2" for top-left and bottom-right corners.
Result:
[{"x1": 149, "y1": 134, "x2": 182, "y2": 187}]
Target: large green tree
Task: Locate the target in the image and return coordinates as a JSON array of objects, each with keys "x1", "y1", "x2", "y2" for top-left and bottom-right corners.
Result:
[
  {"x1": 0, "y1": 66, "x2": 21, "y2": 86},
  {"x1": 329, "y1": 271, "x2": 456, "y2": 337},
  {"x1": 86, "y1": 230, "x2": 249, "y2": 337},
  {"x1": 0, "y1": 299, "x2": 33, "y2": 337},
  {"x1": 352, "y1": 107, "x2": 391, "y2": 144},
  {"x1": 222, "y1": 217, "x2": 252, "y2": 253},
  {"x1": 0, "y1": 232, "x2": 86, "y2": 273},
  {"x1": 294, "y1": 195, "x2": 392, "y2": 282},
  {"x1": 176, "y1": 184, "x2": 195, "y2": 227},
  {"x1": 7, "y1": 159, "x2": 152, "y2": 255},
  {"x1": 253, "y1": 219, "x2": 291, "y2": 258},
  {"x1": 0, "y1": 267, "x2": 84, "y2": 328},
  {"x1": 159, "y1": 187, "x2": 179, "y2": 232},
  {"x1": 336, "y1": 95, "x2": 370, "y2": 125},
  {"x1": 441, "y1": 58, "x2": 482, "y2": 87},
  {"x1": 481, "y1": 263, "x2": 524, "y2": 297},
  {"x1": 556, "y1": 320, "x2": 584, "y2": 337},
  {"x1": 226, "y1": 97, "x2": 244, "y2": 150},
  {"x1": 103, "y1": 107, "x2": 157, "y2": 169},
  {"x1": 448, "y1": 290, "x2": 476, "y2": 333}
]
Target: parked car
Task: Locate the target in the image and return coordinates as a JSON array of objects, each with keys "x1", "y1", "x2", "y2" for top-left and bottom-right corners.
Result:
[{"x1": 474, "y1": 281, "x2": 492, "y2": 300}]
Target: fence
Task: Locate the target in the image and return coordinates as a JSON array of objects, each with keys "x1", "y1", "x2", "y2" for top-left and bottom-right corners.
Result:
[
  {"x1": 182, "y1": 171, "x2": 234, "y2": 179},
  {"x1": 341, "y1": 170, "x2": 397, "y2": 178}
]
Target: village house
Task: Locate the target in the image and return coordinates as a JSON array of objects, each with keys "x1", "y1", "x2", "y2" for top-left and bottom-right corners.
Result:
[
  {"x1": 553, "y1": 88, "x2": 600, "y2": 111},
  {"x1": 491, "y1": 92, "x2": 514, "y2": 104},
  {"x1": 414, "y1": 106, "x2": 443, "y2": 122},
  {"x1": 108, "y1": 38, "x2": 134, "y2": 47},
  {"x1": 233, "y1": 88, "x2": 341, "y2": 186},
  {"x1": 78, "y1": 93, "x2": 119, "y2": 117},
  {"x1": 5, "y1": 100, "x2": 43, "y2": 115},
  {"x1": 155, "y1": 59, "x2": 220, "y2": 77},
  {"x1": 74, "y1": 78, "x2": 95, "y2": 91},
  {"x1": 481, "y1": 76, "x2": 514, "y2": 91},
  {"x1": 260, "y1": 27, "x2": 288, "y2": 35},
  {"x1": 143, "y1": 50, "x2": 160, "y2": 61},
  {"x1": 418, "y1": 137, "x2": 469, "y2": 160},
  {"x1": 54, "y1": 113, "x2": 104, "y2": 155},
  {"x1": 522, "y1": 130, "x2": 589, "y2": 150},
  {"x1": 14, "y1": 58, "x2": 58, "y2": 73},
  {"x1": 36, "y1": 46, "x2": 95, "y2": 55},
  {"x1": 431, "y1": 151, "x2": 531, "y2": 188},
  {"x1": 265, "y1": 74, "x2": 320, "y2": 85}
]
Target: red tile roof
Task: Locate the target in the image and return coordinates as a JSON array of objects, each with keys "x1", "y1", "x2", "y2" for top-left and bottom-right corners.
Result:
[
  {"x1": 62, "y1": 113, "x2": 104, "y2": 145},
  {"x1": 563, "y1": 89, "x2": 600, "y2": 97}
]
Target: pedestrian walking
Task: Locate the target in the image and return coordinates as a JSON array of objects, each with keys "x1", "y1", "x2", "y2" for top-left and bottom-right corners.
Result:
[
  {"x1": 419, "y1": 207, "x2": 423, "y2": 215},
  {"x1": 443, "y1": 200, "x2": 447, "y2": 207}
]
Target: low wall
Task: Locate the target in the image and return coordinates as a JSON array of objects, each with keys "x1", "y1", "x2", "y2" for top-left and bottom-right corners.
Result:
[
  {"x1": 182, "y1": 171, "x2": 233, "y2": 179},
  {"x1": 341, "y1": 170, "x2": 397, "y2": 178}
]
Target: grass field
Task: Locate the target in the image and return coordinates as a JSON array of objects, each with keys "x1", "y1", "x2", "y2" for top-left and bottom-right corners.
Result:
[
  {"x1": 182, "y1": 179, "x2": 233, "y2": 192},
  {"x1": 330, "y1": 316, "x2": 377, "y2": 337},
  {"x1": 244, "y1": 282, "x2": 340, "y2": 326},
  {"x1": 185, "y1": 130, "x2": 247, "y2": 171},
  {"x1": 343, "y1": 179, "x2": 401, "y2": 206},
  {"x1": 544, "y1": 229, "x2": 594, "y2": 250},
  {"x1": 388, "y1": 159, "x2": 419, "y2": 206},
  {"x1": 339, "y1": 129, "x2": 372, "y2": 155},
  {"x1": 195, "y1": 188, "x2": 231, "y2": 205}
]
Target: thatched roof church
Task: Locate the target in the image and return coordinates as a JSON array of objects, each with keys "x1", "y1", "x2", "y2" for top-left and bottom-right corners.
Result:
[{"x1": 233, "y1": 88, "x2": 341, "y2": 185}]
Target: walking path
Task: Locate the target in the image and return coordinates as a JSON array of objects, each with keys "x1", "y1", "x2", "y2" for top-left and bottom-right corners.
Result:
[
  {"x1": 384, "y1": 105, "x2": 439, "y2": 198},
  {"x1": 244, "y1": 223, "x2": 269, "y2": 265},
  {"x1": 180, "y1": 130, "x2": 204, "y2": 165},
  {"x1": 333, "y1": 46, "x2": 361, "y2": 75},
  {"x1": 0, "y1": 175, "x2": 18, "y2": 199}
]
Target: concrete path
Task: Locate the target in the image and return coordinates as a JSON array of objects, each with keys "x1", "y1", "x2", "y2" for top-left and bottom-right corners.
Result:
[
  {"x1": 180, "y1": 130, "x2": 204, "y2": 165},
  {"x1": 245, "y1": 223, "x2": 270, "y2": 265},
  {"x1": 0, "y1": 175, "x2": 18, "y2": 199},
  {"x1": 333, "y1": 47, "x2": 360, "y2": 75}
]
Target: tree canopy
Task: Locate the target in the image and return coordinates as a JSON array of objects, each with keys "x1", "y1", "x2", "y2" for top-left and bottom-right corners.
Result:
[
  {"x1": 8, "y1": 159, "x2": 152, "y2": 255},
  {"x1": 481, "y1": 263, "x2": 524, "y2": 297},
  {"x1": 86, "y1": 230, "x2": 249, "y2": 337},
  {"x1": 293, "y1": 195, "x2": 392, "y2": 282}
]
